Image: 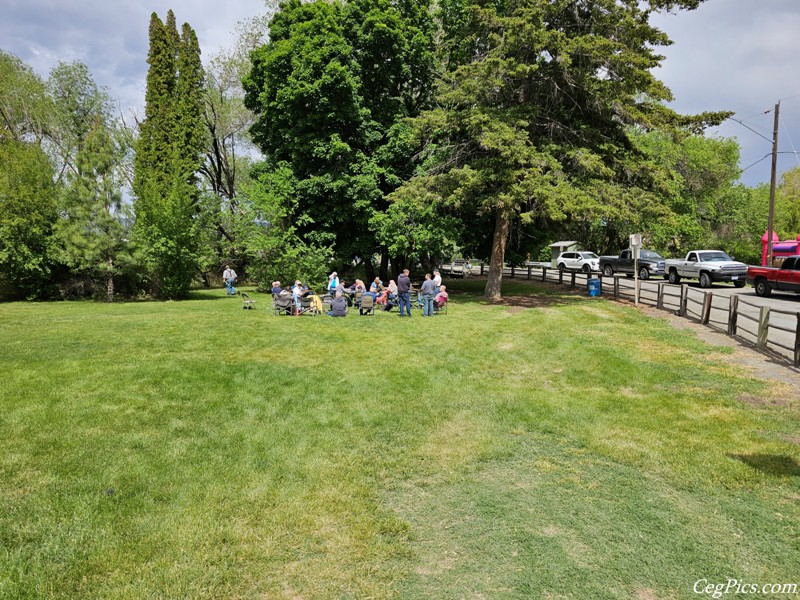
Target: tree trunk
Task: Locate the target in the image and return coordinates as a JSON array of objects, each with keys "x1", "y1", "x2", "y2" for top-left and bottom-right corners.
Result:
[
  {"x1": 106, "y1": 260, "x2": 114, "y2": 303},
  {"x1": 391, "y1": 255, "x2": 406, "y2": 279},
  {"x1": 379, "y1": 250, "x2": 390, "y2": 282},
  {"x1": 364, "y1": 259, "x2": 376, "y2": 283},
  {"x1": 484, "y1": 208, "x2": 511, "y2": 300}
]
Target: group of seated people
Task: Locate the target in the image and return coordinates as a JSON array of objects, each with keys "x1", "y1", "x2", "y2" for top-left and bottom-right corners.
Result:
[
  {"x1": 270, "y1": 280, "x2": 323, "y2": 314},
  {"x1": 331, "y1": 276, "x2": 448, "y2": 316},
  {"x1": 271, "y1": 274, "x2": 449, "y2": 317}
]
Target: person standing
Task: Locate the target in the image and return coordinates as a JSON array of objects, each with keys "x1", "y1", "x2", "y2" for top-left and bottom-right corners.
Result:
[
  {"x1": 433, "y1": 269, "x2": 442, "y2": 289},
  {"x1": 222, "y1": 265, "x2": 237, "y2": 295},
  {"x1": 420, "y1": 273, "x2": 436, "y2": 317},
  {"x1": 397, "y1": 269, "x2": 412, "y2": 317},
  {"x1": 328, "y1": 271, "x2": 339, "y2": 295}
]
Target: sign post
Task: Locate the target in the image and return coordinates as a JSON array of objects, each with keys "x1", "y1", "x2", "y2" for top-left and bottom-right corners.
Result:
[{"x1": 629, "y1": 234, "x2": 642, "y2": 306}]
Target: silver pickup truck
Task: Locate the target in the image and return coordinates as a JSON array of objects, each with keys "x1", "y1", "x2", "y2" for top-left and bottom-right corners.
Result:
[{"x1": 664, "y1": 250, "x2": 748, "y2": 288}]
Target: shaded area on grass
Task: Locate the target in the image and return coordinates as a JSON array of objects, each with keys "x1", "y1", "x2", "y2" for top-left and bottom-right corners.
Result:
[{"x1": 730, "y1": 453, "x2": 800, "y2": 477}]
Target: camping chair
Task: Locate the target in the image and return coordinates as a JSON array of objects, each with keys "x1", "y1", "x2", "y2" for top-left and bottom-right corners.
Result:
[
  {"x1": 410, "y1": 289, "x2": 421, "y2": 309},
  {"x1": 273, "y1": 293, "x2": 293, "y2": 316},
  {"x1": 241, "y1": 292, "x2": 256, "y2": 310},
  {"x1": 321, "y1": 293, "x2": 333, "y2": 313},
  {"x1": 359, "y1": 293, "x2": 376, "y2": 316},
  {"x1": 433, "y1": 296, "x2": 448, "y2": 315},
  {"x1": 297, "y1": 294, "x2": 320, "y2": 316}
]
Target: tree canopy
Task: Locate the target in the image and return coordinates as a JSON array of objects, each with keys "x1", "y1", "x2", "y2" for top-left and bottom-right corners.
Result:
[
  {"x1": 396, "y1": 0, "x2": 731, "y2": 298},
  {"x1": 243, "y1": 0, "x2": 436, "y2": 279}
]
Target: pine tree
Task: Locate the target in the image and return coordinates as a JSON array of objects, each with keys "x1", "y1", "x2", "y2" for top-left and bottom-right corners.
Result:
[
  {"x1": 56, "y1": 119, "x2": 131, "y2": 301},
  {"x1": 133, "y1": 10, "x2": 205, "y2": 299}
]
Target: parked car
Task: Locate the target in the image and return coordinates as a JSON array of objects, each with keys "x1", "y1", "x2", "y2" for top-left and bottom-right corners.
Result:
[
  {"x1": 747, "y1": 255, "x2": 800, "y2": 297},
  {"x1": 664, "y1": 250, "x2": 747, "y2": 288},
  {"x1": 599, "y1": 249, "x2": 665, "y2": 280},
  {"x1": 557, "y1": 251, "x2": 600, "y2": 274}
]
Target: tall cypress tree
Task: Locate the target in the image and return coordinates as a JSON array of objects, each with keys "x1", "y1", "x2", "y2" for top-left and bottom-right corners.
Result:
[{"x1": 133, "y1": 10, "x2": 205, "y2": 299}]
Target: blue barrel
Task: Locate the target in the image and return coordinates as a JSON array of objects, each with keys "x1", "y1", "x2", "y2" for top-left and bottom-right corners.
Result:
[{"x1": 587, "y1": 278, "x2": 601, "y2": 297}]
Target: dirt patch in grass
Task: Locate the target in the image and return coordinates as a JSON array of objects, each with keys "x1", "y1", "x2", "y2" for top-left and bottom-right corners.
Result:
[
  {"x1": 490, "y1": 295, "x2": 577, "y2": 309},
  {"x1": 777, "y1": 433, "x2": 800, "y2": 446},
  {"x1": 739, "y1": 394, "x2": 789, "y2": 407}
]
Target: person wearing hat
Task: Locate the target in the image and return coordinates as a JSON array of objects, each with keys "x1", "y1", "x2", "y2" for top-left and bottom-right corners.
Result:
[{"x1": 289, "y1": 280, "x2": 302, "y2": 314}]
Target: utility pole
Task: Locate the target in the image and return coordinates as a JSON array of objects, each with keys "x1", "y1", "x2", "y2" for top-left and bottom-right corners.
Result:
[{"x1": 767, "y1": 100, "x2": 780, "y2": 265}]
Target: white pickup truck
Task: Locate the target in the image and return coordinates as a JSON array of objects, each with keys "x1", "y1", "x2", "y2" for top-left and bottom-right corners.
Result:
[{"x1": 664, "y1": 250, "x2": 748, "y2": 288}]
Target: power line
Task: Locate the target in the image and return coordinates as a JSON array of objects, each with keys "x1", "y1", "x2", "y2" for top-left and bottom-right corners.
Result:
[
  {"x1": 728, "y1": 117, "x2": 773, "y2": 143},
  {"x1": 740, "y1": 153, "x2": 771, "y2": 172}
]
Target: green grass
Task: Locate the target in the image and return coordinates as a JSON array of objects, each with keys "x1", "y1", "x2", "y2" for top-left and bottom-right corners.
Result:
[{"x1": 1, "y1": 279, "x2": 798, "y2": 599}]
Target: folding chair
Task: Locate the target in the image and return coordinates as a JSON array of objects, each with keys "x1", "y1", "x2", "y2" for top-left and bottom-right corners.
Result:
[
  {"x1": 241, "y1": 292, "x2": 256, "y2": 310},
  {"x1": 297, "y1": 295, "x2": 320, "y2": 316},
  {"x1": 321, "y1": 293, "x2": 333, "y2": 313},
  {"x1": 433, "y1": 297, "x2": 448, "y2": 315},
  {"x1": 273, "y1": 293, "x2": 293, "y2": 316},
  {"x1": 359, "y1": 293, "x2": 376, "y2": 316}
]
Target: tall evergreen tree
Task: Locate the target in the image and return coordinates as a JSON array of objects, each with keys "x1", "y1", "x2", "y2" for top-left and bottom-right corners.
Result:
[
  {"x1": 55, "y1": 119, "x2": 132, "y2": 301},
  {"x1": 133, "y1": 10, "x2": 205, "y2": 299},
  {"x1": 405, "y1": 0, "x2": 729, "y2": 299}
]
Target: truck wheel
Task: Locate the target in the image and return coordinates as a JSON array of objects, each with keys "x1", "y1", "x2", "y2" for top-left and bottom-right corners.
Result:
[
  {"x1": 699, "y1": 272, "x2": 712, "y2": 288},
  {"x1": 558, "y1": 263, "x2": 566, "y2": 273},
  {"x1": 733, "y1": 280, "x2": 746, "y2": 288},
  {"x1": 754, "y1": 279, "x2": 771, "y2": 297},
  {"x1": 603, "y1": 265, "x2": 614, "y2": 277},
  {"x1": 668, "y1": 270, "x2": 680, "y2": 284},
  {"x1": 638, "y1": 267, "x2": 650, "y2": 280},
  {"x1": 582, "y1": 264, "x2": 591, "y2": 274}
]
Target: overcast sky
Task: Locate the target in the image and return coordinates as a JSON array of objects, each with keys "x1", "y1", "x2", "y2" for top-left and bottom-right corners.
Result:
[{"x1": 2, "y1": 0, "x2": 799, "y2": 187}]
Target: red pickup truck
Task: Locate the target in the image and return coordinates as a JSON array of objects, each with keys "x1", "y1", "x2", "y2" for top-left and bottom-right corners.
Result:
[{"x1": 747, "y1": 255, "x2": 800, "y2": 297}]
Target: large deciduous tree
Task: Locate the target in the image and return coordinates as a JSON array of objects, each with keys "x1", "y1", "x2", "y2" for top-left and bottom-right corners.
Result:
[
  {"x1": 0, "y1": 52, "x2": 59, "y2": 299},
  {"x1": 133, "y1": 10, "x2": 206, "y2": 299},
  {"x1": 243, "y1": 0, "x2": 435, "y2": 279},
  {"x1": 404, "y1": 0, "x2": 729, "y2": 299}
]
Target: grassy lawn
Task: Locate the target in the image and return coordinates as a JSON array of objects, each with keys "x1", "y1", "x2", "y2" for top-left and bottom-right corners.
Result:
[{"x1": 1, "y1": 279, "x2": 798, "y2": 599}]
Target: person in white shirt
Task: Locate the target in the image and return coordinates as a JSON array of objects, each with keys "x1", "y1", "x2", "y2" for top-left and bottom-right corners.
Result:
[{"x1": 222, "y1": 265, "x2": 237, "y2": 295}]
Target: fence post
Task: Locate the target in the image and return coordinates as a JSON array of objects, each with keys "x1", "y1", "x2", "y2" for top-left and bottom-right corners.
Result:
[
  {"x1": 679, "y1": 285, "x2": 688, "y2": 317},
  {"x1": 511, "y1": 265, "x2": 515, "y2": 278},
  {"x1": 794, "y1": 313, "x2": 800, "y2": 367},
  {"x1": 701, "y1": 291, "x2": 713, "y2": 325},
  {"x1": 613, "y1": 276, "x2": 619, "y2": 298},
  {"x1": 541, "y1": 267, "x2": 547, "y2": 282},
  {"x1": 657, "y1": 283, "x2": 664, "y2": 310},
  {"x1": 480, "y1": 262, "x2": 484, "y2": 275},
  {"x1": 728, "y1": 295, "x2": 739, "y2": 336},
  {"x1": 757, "y1": 305, "x2": 770, "y2": 349},
  {"x1": 527, "y1": 265, "x2": 532, "y2": 280},
  {"x1": 570, "y1": 271, "x2": 576, "y2": 288},
  {"x1": 559, "y1": 269, "x2": 564, "y2": 284}
]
